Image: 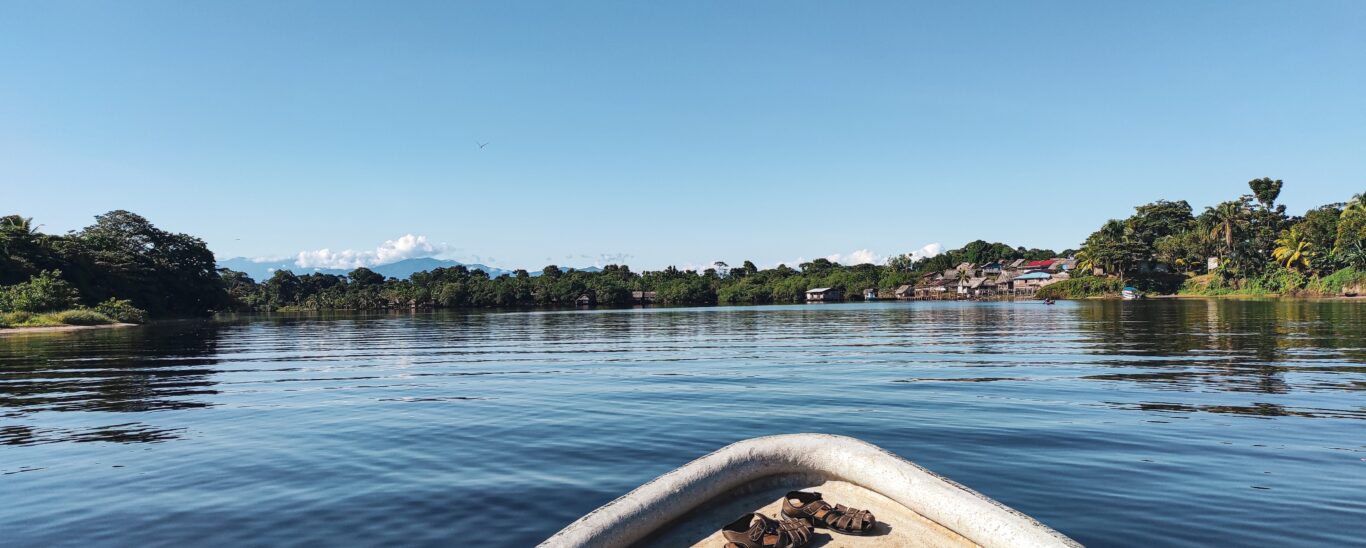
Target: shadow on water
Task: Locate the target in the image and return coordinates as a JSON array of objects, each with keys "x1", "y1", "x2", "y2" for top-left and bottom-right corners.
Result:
[{"x1": 0, "y1": 322, "x2": 224, "y2": 445}]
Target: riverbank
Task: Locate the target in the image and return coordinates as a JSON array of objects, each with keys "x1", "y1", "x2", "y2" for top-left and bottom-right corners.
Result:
[
  {"x1": 0, "y1": 309, "x2": 138, "y2": 332},
  {"x1": 1035, "y1": 268, "x2": 1366, "y2": 301},
  {"x1": 1058, "y1": 291, "x2": 1366, "y2": 300},
  {"x1": 0, "y1": 322, "x2": 138, "y2": 335}
]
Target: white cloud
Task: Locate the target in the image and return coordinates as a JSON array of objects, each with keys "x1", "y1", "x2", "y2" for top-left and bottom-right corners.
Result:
[
  {"x1": 826, "y1": 249, "x2": 884, "y2": 266},
  {"x1": 909, "y1": 242, "x2": 943, "y2": 261},
  {"x1": 800, "y1": 243, "x2": 943, "y2": 269},
  {"x1": 294, "y1": 234, "x2": 448, "y2": 269},
  {"x1": 877, "y1": 243, "x2": 943, "y2": 267},
  {"x1": 673, "y1": 259, "x2": 731, "y2": 272}
]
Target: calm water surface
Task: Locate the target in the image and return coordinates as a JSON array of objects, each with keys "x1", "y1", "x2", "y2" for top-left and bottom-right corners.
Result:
[{"x1": 2, "y1": 300, "x2": 1364, "y2": 547}]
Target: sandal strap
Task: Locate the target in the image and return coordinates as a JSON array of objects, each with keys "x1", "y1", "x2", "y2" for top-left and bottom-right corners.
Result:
[
  {"x1": 830, "y1": 504, "x2": 874, "y2": 530},
  {"x1": 747, "y1": 521, "x2": 766, "y2": 542},
  {"x1": 802, "y1": 500, "x2": 832, "y2": 517},
  {"x1": 782, "y1": 491, "x2": 875, "y2": 534},
  {"x1": 771, "y1": 519, "x2": 810, "y2": 548}
]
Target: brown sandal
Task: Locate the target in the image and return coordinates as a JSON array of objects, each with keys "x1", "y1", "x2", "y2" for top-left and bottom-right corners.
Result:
[
  {"x1": 721, "y1": 512, "x2": 813, "y2": 548},
  {"x1": 781, "y1": 491, "x2": 876, "y2": 535}
]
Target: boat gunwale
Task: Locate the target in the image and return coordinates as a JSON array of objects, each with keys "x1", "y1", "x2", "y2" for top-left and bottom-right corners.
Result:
[{"x1": 539, "y1": 433, "x2": 1081, "y2": 548}]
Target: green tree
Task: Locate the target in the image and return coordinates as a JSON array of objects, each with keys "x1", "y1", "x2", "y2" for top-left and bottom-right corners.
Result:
[
  {"x1": 1294, "y1": 205, "x2": 1342, "y2": 273},
  {"x1": 1152, "y1": 229, "x2": 1212, "y2": 273},
  {"x1": 1272, "y1": 227, "x2": 1313, "y2": 271},
  {"x1": 1248, "y1": 177, "x2": 1284, "y2": 210},
  {"x1": 265, "y1": 270, "x2": 302, "y2": 307},
  {"x1": 0, "y1": 215, "x2": 58, "y2": 284},
  {"x1": 219, "y1": 268, "x2": 262, "y2": 309},
  {"x1": 1080, "y1": 218, "x2": 1154, "y2": 281},
  {"x1": 885, "y1": 254, "x2": 915, "y2": 272},
  {"x1": 55, "y1": 210, "x2": 228, "y2": 316},
  {"x1": 348, "y1": 267, "x2": 385, "y2": 287},
  {"x1": 1074, "y1": 249, "x2": 1095, "y2": 273},
  {"x1": 799, "y1": 258, "x2": 837, "y2": 276},
  {"x1": 1205, "y1": 198, "x2": 1252, "y2": 262},
  {"x1": 1335, "y1": 192, "x2": 1366, "y2": 255},
  {"x1": 1129, "y1": 200, "x2": 1194, "y2": 243}
]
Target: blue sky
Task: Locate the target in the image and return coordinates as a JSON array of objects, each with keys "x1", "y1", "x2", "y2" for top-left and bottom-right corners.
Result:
[{"x1": 3, "y1": 2, "x2": 1363, "y2": 271}]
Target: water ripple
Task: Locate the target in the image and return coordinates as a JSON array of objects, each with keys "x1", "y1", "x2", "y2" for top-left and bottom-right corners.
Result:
[{"x1": 2, "y1": 301, "x2": 1365, "y2": 547}]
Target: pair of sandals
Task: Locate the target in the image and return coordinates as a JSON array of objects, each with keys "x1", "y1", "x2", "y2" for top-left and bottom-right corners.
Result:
[{"x1": 721, "y1": 491, "x2": 877, "y2": 548}]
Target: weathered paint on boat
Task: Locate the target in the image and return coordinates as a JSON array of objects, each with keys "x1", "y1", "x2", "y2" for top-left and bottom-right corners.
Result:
[{"x1": 540, "y1": 434, "x2": 1082, "y2": 548}]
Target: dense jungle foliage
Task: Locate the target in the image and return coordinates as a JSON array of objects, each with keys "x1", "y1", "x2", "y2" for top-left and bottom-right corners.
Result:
[{"x1": 5, "y1": 177, "x2": 1366, "y2": 320}]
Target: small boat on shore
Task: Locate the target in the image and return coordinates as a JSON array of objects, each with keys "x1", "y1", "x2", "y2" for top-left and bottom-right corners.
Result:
[
  {"x1": 540, "y1": 434, "x2": 1081, "y2": 548},
  {"x1": 1122, "y1": 287, "x2": 1140, "y2": 300}
]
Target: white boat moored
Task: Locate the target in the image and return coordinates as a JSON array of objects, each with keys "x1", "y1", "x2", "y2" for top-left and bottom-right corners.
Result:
[{"x1": 540, "y1": 433, "x2": 1081, "y2": 548}]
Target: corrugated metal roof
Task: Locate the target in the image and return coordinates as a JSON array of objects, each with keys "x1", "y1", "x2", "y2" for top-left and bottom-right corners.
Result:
[
  {"x1": 807, "y1": 287, "x2": 835, "y2": 293},
  {"x1": 1013, "y1": 271, "x2": 1052, "y2": 280}
]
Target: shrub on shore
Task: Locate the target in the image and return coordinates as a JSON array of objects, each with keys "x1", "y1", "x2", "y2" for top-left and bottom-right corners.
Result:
[
  {"x1": 0, "y1": 309, "x2": 114, "y2": 328},
  {"x1": 1181, "y1": 272, "x2": 1282, "y2": 296},
  {"x1": 0, "y1": 311, "x2": 49, "y2": 327},
  {"x1": 1178, "y1": 266, "x2": 1364, "y2": 297},
  {"x1": 49, "y1": 309, "x2": 114, "y2": 326},
  {"x1": 1038, "y1": 274, "x2": 1185, "y2": 299},
  {"x1": 94, "y1": 298, "x2": 149, "y2": 324},
  {"x1": 0, "y1": 270, "x2": 80, "y2": 313},
  {"x1": 1036, "y1": 277, "x2": 1123, "y2": 299},
  {"x1": 1306, "y1": 267, "x2": 1366, "y2": 296}
]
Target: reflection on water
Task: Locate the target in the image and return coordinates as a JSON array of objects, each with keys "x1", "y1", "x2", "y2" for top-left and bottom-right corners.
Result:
[
  {"x1": 1, "y1": 423, "x2": 186, "y2": 446},
  {"x1": 1, "y1": 300, "x2": 1364, "y2": 547},
  {"x1": 1071, "y1": 300, "x2": 1366, "y2": 421},
  {"x1": 0, "y1": 323, "x2": 222, "y2": 445}
]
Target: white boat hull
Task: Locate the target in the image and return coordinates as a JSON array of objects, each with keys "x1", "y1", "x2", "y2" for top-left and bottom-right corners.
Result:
[{"x1": 540, "y1": 434, "x2": 1081, "y2": 548}]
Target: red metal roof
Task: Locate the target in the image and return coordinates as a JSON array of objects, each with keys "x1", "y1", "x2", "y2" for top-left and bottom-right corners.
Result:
[{"x1": 1024, "y1": 259, "x2": 1056, "y2": 268}]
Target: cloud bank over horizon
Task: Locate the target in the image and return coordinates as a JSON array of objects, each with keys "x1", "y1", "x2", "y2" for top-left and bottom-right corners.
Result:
[
  {"x1": 294, "y1": 234, "x2": 449, "y2": 270},
  {"x1": 823, "y1": 243, "x2": 943, "y2": 267},
  {"x1": 755, "y1": 242, "x2": 943, "y2": 271},
  {"x1": 228, "y1": 237, "x2": 947, "y2": 273}
]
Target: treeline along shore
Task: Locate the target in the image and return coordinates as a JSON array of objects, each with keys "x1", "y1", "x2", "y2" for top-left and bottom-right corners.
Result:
[{"x1": 3, "y1": 178, "x2": 1366, "y2": 326}]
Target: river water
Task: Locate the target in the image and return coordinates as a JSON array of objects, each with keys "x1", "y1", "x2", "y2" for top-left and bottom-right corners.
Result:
[{"x1": 1, "y1": 300, "x2": 1363, "y2": 547}]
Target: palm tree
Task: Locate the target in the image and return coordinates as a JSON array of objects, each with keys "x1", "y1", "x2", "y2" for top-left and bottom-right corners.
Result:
[
  {"x1": 0, "y1": 215, "x2": 42, "y2": 256},
  {"x1": 1207, "y1": 201, "x2": 1248, "y2": 259},
  {"x1": 1075, "y1": 250, "x2": 1095, "y2": 273},
  {"x1": 1345, "y1": 192, "x2": 1366, "y2": 214},
  {"x1": 1339, "y1": 240, "x2": 1366, "y2": 270},
  {"x1": 1272, "y1": 227, "x2": 1313, "y2": 271},
  {"x1": 0, "y1": 215, "x2": 39, "y2": 235},
  {"x1": 1083, "y1": 219, "x2": 1134, "y2": 278},
  {"x1": 1336, "y1": 191, "x2": 1366, "y2": 255}
]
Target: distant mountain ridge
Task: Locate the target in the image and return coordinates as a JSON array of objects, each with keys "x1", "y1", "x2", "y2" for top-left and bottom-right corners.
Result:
[{"x1": 216, "y1": 257, "x2": 600, "y2": 281}]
